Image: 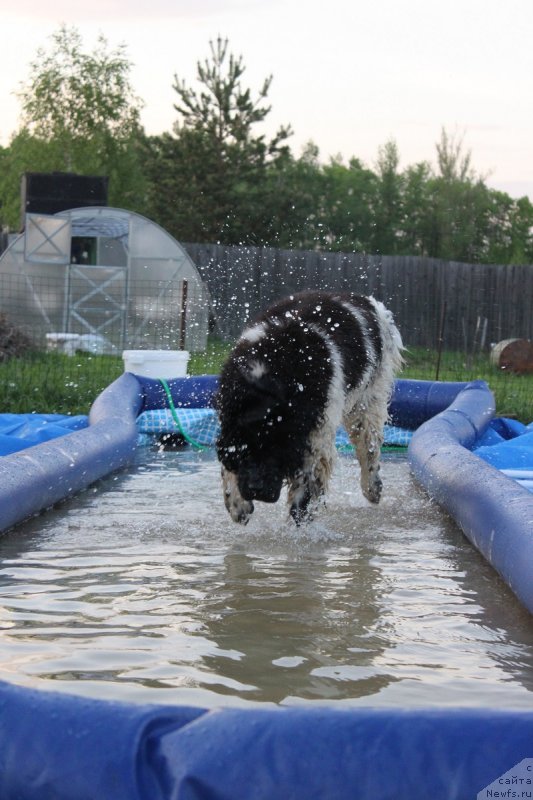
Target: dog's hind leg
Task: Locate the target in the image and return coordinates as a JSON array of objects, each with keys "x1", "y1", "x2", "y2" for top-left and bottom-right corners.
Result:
[
  {"x1": 221, "y1": 467, "x2": 254, "y2": 524},
  {"x1": 345, "y1": 399, "x2": 388, "y2": 504}
]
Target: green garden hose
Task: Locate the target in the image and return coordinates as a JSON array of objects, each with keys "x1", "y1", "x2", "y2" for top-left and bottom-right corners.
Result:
[{"x1": 158, "y1": 378, "x2": 207, "y2": 451}]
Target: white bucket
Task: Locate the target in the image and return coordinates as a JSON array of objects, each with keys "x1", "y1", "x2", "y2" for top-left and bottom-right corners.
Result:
[{"x1": 122, "y1": 350, "x2": 190, "y2": 379}]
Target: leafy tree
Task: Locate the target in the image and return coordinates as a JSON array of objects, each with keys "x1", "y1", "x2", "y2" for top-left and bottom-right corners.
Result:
[
  {"x1": 143, "y1": 129, "x2": 226, "y2": 242},
  {"x1": 172, "y1": 37, "x2": 290, "y2": 151},
  {"x1": 372, "y1": 140, "x2": 404, "y2": 254},
  {"x1": 19, "y1": 25, "x2": 142, "y2": 150},
  {"x1": 482, "y1": 192, "x2": 533, "y2": 264},
  {"x1": 266, "y1": 141, "x2": 329, "y2": 250},
  {"x1": 435, "y1": 128, "x2": 474, "y2": 183},
  {"x1": 286, "y1": 130, "x2": 533, "y2": 264},
  {"x1": 144, "y1": 37, "x2": 292, "y2": 243},
  {"x1": 422, "y1": 130, "x2": 489, "y2": 261},
  {"x1": 509, "y1": 196, "x2": 533, "y2": 263},
  {"x1": 399, "y1": 161, "x2": 433, "y2": 255},
  {"x1": 0, "y1": 25, "x2": 146, "y2": 229},
  {"x1": 251, "y1": 144, "x2": 320, "y2": 249},
  {"x1": 317, "y1": 155, "x2": 377, "y2": 252}
]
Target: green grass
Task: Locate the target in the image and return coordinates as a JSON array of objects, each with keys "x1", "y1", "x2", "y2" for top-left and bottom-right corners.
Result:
[
  {"x1": 402, "y1": 346, "x2": 533, "y2": 422},
  {"x1": 0, "y1": 351, "x2": 124, "y2": 416},
  {"x1": 1, "y1": 339, "x2": 532, "y2": 422},
  {"x1": 0, "y1": 339, "x2": 232, "y2": 416},
  {"x1": 187, "y1": 338, "x2": 231, "y2": 375}
]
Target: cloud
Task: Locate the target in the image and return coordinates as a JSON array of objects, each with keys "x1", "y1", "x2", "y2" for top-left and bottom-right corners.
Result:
[{"x1": 6, "y1": 0, "x2": 256, "y2": 22}]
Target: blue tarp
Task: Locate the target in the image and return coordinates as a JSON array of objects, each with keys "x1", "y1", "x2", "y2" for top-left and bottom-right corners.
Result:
[
  {"x1": 0, "y1": 408, "x2": 412, "y2": 457},
  {"x1": 136, "y1": 406, "x2": 414, "y2": 449},
  {"x1": 0, "y1": 373, "x2": 140, "y2": 534},
  {"x1": 474, "y1": 419, "x2": 533, "y2": 478},
  {"x1": 0, "y1": 373, "x2": 420, "y2": 459},
  {"x1": 0, "y1": 413, "x2": 88, "y2": 456},
  {"x1": 2, "y1": 376, "x2": 533, "y2": 484},
  {"x1": 135, "y1": 375, "x2": 468, "y2": 432}
]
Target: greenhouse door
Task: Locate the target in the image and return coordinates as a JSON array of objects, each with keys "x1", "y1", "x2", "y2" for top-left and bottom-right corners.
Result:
[{"x1": 66, "y1": 263, "x2": 128, "y2": 349}]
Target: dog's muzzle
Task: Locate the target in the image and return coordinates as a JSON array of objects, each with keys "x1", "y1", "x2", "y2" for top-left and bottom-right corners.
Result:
[{"x1": 238, "y1": 463, "x2": 283, "y2": 504}]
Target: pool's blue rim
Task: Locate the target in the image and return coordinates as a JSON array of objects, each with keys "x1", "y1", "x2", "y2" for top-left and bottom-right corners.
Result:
[
  {"x1": 0, "y1": 683, "x2": 532, "y2": 800},
  {"x1": 408, "y1": 379, "x2": 533, "y2": 615},
  {"x1": 0, "y1": 372, "x2": 141, "y2": 534}
]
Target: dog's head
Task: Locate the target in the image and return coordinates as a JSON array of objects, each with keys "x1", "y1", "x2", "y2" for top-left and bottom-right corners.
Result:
[
  {"x1": 216, "y1": 320, "x2": 329, "y2": 521},
  {"x1": 216, "y1": 359, "x2": 305, "y2": 506}
]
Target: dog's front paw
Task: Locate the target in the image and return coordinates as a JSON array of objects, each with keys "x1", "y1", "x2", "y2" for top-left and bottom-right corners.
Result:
[
  {"x1": 230, "y1": 498, "x2": 254, "y2": 525},
  {"x1": 288, "y1": 473, "x2": 312, "y2": 525},
  {"x1": 288, "y1": 468, "x2": 327, "y2": 525},
  {"x1": 222, "y1": 468, "x2": 254, "y2": 524},
  {"x1": 224, "y1": 489, "x2": 254, "y2": 524}
]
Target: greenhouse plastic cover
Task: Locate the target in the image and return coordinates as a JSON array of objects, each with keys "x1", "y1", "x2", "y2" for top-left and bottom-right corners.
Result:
[{"x1": 1, "y1": 678, "x2": 533, "y2": 800}]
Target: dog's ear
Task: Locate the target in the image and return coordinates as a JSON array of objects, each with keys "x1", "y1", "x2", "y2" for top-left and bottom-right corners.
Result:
[
  {"x1": 252, "y1": 373, "x2": 287, "y2": 404},
  {"x1": 240, "y1": 371, "x2": 287, "y2": 424}
]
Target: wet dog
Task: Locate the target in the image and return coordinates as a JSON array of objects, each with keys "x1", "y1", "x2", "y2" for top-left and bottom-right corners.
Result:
[{"x1": 216, "y1": 290, "x2": 403, "y2": 524}]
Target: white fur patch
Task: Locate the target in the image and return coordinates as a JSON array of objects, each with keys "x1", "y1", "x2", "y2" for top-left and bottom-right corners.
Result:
[
  {"x1": 341, "y1": 300, "x2": 378, "y2": 388},
  {"x1": 240, "y1": 322, "x2": 267, "y2": 344},
  {"x1": 249, "y1": 360, "x2": 268, "y2": 379},
  {"x1": 303, "y1": 323, "x2": 345, "y2": 507},
  {"x1": 368, "y1": 296, "x2": 405, "y2": 355},
  {"x1": 221, "y1": 466, "x2": 253, "y2": 524}
]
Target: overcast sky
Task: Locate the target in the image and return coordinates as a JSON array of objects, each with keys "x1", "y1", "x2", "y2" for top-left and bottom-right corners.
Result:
[{"x1": 2, "y1": 0, "x2": 533, "y2": 199}]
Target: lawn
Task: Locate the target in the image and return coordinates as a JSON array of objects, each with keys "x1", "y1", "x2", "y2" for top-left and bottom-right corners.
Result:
[
  {"x1": 402, "y1": 346, "x2": 533, "y2": 422},
  {"x1": 1, "y1": 339, "x2": 532, "y2": 422}
]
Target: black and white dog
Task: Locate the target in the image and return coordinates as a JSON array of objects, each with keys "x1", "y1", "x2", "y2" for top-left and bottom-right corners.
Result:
[{"x1": 216, "y1": 290, "x2": 403, "y2": 524}]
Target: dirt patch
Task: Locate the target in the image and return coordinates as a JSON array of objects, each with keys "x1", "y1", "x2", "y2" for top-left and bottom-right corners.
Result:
[{"x1": 0, "y1": 314, "x2": 35, "y2": 361}]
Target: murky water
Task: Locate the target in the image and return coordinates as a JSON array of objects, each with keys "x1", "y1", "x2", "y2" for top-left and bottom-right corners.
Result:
[{"x1": 1, "y1": 445, "x2": 532, "y2": 709}]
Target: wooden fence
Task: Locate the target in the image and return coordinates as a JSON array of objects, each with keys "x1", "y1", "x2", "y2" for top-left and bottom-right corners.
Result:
[{"x1": 185, "y1": 243, "x2": 533, "y2": 351}]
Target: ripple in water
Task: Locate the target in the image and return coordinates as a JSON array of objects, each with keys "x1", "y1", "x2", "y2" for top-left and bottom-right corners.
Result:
[{"x1": 0, "y1": 446, "x2": 533, "y2": 709}]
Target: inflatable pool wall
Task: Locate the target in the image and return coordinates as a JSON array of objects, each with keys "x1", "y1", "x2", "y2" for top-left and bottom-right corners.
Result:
[
  {"x1": 408, "y1": 379, "x2": 533, "y2": 615},
  {"x1": 1, "y1": 374, "x2": 532, "y2": 618},
  {"x1": 0, "y1": 372, "x2": 140, "y2": 533},
  {"x1": 1, "y1": 680, "x2": 533, "y2": 800}
]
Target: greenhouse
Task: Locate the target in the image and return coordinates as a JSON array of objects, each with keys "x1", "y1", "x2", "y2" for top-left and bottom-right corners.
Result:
[{"x1": 0, "y1": 207, "x2": 209, "y2": 353}]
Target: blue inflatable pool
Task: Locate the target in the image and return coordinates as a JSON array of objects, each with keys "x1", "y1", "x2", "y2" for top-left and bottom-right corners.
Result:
[{"x1": 1, "y1": 375, "x2": 533, "y2": 800}]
